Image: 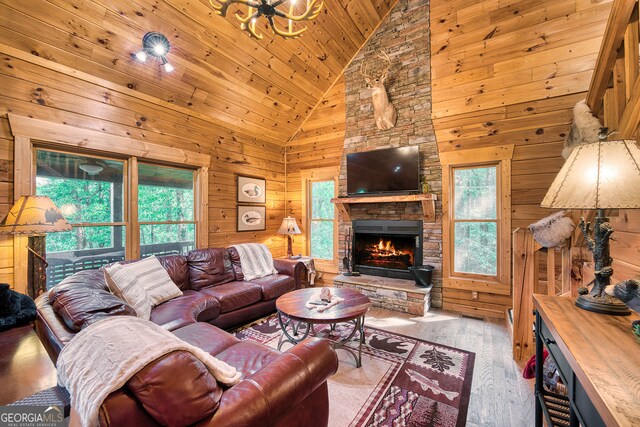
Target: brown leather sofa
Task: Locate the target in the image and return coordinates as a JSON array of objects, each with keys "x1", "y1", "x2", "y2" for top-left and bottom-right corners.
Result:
[{"x1": 35, "y1": 246, "x2": 338, "y2": 427}]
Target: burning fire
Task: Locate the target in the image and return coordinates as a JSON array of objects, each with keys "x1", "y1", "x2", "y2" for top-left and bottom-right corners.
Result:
[{"x1": 371, "y1": 239, "x2": 405, "y2": 257}]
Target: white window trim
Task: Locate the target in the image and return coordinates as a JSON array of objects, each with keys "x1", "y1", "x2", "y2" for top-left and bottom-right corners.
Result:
[
  {"x1": 440, "y1": 145, "x2": 513, "y2": 295},
  {"x1": 8, "y1": 114, "x2": 210, "y2": 294}
]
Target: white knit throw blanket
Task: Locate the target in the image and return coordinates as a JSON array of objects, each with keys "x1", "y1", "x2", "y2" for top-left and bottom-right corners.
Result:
[
  {"x1": 231, "y1": 243, "x2": 278, "y2": 281},
  {"x1": 57, "y1": 316, "x2": 242, "y2": 427}
]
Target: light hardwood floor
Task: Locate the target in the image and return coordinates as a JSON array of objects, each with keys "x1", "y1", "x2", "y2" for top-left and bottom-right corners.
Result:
[{"x1": 364, "y1": 307, "x2": 535, "y2": 427}]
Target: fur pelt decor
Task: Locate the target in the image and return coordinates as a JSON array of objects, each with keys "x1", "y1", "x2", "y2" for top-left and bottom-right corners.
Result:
[
  {"x1": 529, "y1": 211, "x2": 575, "y2": 248},
  {"x1": 562, "y1": 100, "x2": 602, "y2": 159},
  {"x1": 0, "y1": 283, "x2": 37, "y2": 332}
]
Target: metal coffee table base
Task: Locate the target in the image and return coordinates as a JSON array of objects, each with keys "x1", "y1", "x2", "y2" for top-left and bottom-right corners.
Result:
[{"x1": 276, "y1": 311, "x2": 366, "y2": 368}]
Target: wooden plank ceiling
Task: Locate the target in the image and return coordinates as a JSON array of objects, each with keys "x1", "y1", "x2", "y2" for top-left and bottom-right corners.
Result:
[{"x1": 0, "y1": 0, "x2": 396, "y2": 146}]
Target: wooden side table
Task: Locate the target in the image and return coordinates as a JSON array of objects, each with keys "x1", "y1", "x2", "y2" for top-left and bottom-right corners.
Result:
[{"x1": 533, "y1": 295, "x2": 640, "y2": 427}]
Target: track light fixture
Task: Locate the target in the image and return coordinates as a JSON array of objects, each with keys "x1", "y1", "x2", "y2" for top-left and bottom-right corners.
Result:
[{"x1": 133, "y1": 32, "x2": 174, "y2": 73}]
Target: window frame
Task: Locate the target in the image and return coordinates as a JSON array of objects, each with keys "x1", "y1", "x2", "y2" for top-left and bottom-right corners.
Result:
[
  {"x1": 300, "y1": 167, "x2": 339, "y2": 272},
  {"x1": 9, "y1": 114, "x2": 210, "y2": 293},
  {"x1": 34, "y1": 147, "x2": 128, "y2": 255},
  {"x1": 440, "y1": 145, "x2": 513, "y2": 295},
  {"x1": 450, "y1": 164, "x2": 500, "y2": 280},
  {"x1": 137, "y1": 162, "x2": 197, "y2": 257}
]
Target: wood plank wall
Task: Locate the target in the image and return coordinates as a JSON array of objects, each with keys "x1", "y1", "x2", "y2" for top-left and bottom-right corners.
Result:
[
  {"x1": 429, "y1": 0, "x2": 614, "y2": 318},
  {"x1": 285, "y1": 77, "x2": 346, "y2": 285},
  {"x1": 0, "y1": 51, "x2": 287, "y2": 289}
]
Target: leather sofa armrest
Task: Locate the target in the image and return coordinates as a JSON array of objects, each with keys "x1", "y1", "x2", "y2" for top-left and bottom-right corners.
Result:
[
  {"x1": 200, "y1": 338, "x2": 338, "y2": 427},
  {"x1": 273, "y1": 259, "x2": 307, "y2": 289},
  {"x1": 150, "y1": 291, "x2": 221, "y2": 331}
]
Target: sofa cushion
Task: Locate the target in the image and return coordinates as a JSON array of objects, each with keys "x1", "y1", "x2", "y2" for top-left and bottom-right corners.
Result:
[
  {"x1": 215, "y1": 341, "x2": 280, "y2": 376},
  {"x1": 200, "y1": 282, "x2": 262, "y2": 313},
  {"x1": 105, "y1": 256, "x2": 183, "y2": 308},
  {"x1": 227, "y1": 247, "x2": 244, "y2": 281},
  {"x1": 157, "y1": 255, "x2": 190, "y2": 290},
  {"x1": 49, "y1": 270, "x2": 136, "y2": 332},
  {"x1": 127, "y1": 350, "x2": 222, "y2": 426},
  {"x1": 103, "y1": 261, "x2": 153, "y2": 319},
  {"x1": 173, "y1": 322, "x2": 240, "y2": 356},
  {"x1": 187, "y1": 248, "x2": 236, "y2": 290},
  {"x1": 150, "y1": 290, "x2": 221, "y2": 330},
  {"x1": 249, "y1": 275, "x2": 295, "y2": 301}
]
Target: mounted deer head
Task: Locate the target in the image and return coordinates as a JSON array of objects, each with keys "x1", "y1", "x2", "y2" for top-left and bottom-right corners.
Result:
[{"x1": 361, "y1": 51, "x2": 397, "y2": 131}]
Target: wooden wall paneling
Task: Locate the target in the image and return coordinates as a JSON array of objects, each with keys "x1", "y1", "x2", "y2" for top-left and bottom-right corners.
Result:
[{"x1": 431, "y1": 0, "x2": 613, "y2": 317}]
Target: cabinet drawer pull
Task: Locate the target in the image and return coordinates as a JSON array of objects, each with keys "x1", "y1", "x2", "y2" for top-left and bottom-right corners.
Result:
[{"x1": 544, "y1": 338, "x2": 556, "y2": 345}]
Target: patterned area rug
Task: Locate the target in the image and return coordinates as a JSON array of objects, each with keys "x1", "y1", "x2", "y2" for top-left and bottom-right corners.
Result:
[{"x1": 234, "y1": 315, "x2": 475, "y2": 427}]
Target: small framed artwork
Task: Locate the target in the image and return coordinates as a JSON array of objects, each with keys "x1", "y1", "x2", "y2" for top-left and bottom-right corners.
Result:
[
  {"x1": 237, "y1": 175, "x2": 266, "y2": 204},
  {"x1": 237, "y1": 205, "x2": 266, "y2": 232}
]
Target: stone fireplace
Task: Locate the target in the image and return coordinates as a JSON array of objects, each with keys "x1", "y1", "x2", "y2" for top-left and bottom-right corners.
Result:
[
  {"x1": 352, "y1": 220, "x2": 422, "y2": 280},
  {"x1": 337, "y1": 0, "x2": 443, "y2": 308}
]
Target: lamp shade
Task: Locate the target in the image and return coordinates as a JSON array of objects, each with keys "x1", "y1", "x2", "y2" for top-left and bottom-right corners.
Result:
[
  {"x1": 0, "y1": 195, "x2": 72, "y2": 235},
  {"x1": 541, "y1": 139, "x2": 640, "y2": 209},
  {"x1": 277, "y1": 217, "x2": 301, "y2": 235}
]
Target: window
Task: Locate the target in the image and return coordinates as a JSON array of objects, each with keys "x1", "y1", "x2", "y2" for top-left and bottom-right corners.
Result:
[
  {"x1": 138, "y1": 163, "x2": 195, "y2": 257},
  {"x1": 309, "y1": 180, "x2": 335, "y2": 260},
  {"x1": 9, "y1": 114, "x2": 210, "y2": 295},
  {"x1": 301, "y1": 167, "x2": 338, "y2": 267},
  {"x1": 440, "y1": 145, "x2": 513, "y2": 294},
  {"x1": 452, "y1": 166, "x2": 498, "y2": 277},
  {"x1": 35, "y1": 150, "x2": 198, "y2": 287}
]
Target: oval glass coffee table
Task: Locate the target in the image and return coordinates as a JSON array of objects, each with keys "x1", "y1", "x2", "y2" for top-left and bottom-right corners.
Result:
[{"x1": 275, "y1": 287, "x2": 371, "y2": 367}]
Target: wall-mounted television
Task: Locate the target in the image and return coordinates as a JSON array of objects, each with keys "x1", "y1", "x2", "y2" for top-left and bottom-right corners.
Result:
[{"x1": 346, "y1": 146, "x2": 420, "y2": 196}]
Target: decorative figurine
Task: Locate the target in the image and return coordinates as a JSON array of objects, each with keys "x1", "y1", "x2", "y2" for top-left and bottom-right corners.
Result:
[{"x1": 320, "y1": 287, "x2": 332, "y2": 303}]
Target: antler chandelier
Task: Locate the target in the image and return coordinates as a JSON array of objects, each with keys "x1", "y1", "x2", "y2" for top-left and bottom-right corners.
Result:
[{"x1": 209, "y1": 0, "x2": 324, "y2": 40}]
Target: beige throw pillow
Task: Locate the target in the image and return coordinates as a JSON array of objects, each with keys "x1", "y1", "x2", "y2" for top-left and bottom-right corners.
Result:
[
  {"x1": 104, "y1": 264, "x2": 152, "y2": 320},
  {"x1": 104, "y1": 256, "x2": 183, "y2": 318}
]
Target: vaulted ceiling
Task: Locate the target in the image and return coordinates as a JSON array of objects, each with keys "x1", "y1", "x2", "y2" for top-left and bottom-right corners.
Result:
[{"x1": 0, "y1": 0, "x2": 397, "y2": 145}]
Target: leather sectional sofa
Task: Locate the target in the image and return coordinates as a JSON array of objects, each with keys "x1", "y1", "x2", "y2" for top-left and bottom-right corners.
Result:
[{"x1": 35, "y1": 247, "x2": 338, "y2": 427}]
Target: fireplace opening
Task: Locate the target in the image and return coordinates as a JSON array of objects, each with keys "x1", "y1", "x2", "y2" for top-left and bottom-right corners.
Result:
[
  {"x1": 351, "y1": 220, "x2": 423, "y2": 280},
  {"x1": 355, "y1": 235, "x2": 415, "y2": 270}
]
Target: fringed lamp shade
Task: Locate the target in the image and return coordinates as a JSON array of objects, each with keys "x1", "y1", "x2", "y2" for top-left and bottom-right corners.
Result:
[
  {"x1": 277, "y1": 217, "x2": 302, "y2": 235},
  {"x1": 541, "y1": 139, "x2": 640, "y2": 209},
  {"x1": 540, "y1": 138, "x2": 640, "y2": 315},
  {"x1": 0, "y1": 195, "x2": 71, "y2": 235},
  {"x1": 277, "y1": 217, "x2": 301, "y2": 258}
]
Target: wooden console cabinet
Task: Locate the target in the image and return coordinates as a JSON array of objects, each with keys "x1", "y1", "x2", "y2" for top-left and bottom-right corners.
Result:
[{"x1": 533, "y1": 295, "x2": 640, "y2": 427}]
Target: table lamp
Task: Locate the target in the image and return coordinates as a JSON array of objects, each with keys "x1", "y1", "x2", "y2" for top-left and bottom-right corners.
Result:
[
  {"x1": 541, "y1": 132, "x2": 640, "y2": 315},
  {"x1": 277, "y1": 216, "x2": 301, "y2": 258},
  {"x1": 0, "y1": 195, "x2": 71, "y2": 298}
]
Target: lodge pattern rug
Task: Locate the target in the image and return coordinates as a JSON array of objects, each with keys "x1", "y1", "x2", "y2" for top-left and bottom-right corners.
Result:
[{"x1": 234, "y1": 315, "x2": 475, "y2": 427}]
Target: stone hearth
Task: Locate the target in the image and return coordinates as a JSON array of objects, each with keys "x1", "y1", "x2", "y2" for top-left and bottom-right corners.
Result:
[{"x1": 334, "y1": 274, "x2": 431, "y2": 316}]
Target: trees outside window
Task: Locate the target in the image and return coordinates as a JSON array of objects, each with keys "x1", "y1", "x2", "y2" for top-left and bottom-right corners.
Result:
[
  {"x1": 35, "y1": 150, "x2": 196, "y2": 286},
  {"x1": 138, "y1": 163, "x2": 195, "y2": 256},
  {"x1": 440, "y1": 144, "x2": 513, "y2": 295},
  {"x1": 452, "y1": 166, "x2": 498, "y2": 277},
  {"x1": 309, "y1": 180, "x2": 335, "y2": 260}
]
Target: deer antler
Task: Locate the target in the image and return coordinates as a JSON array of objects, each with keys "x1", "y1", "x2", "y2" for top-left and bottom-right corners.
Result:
[
  {"x1": 277, "y1": 0, "x2": 323, "y2": 21},
  {"x1": 209, "y1": 0, "x2": 260, "y2": 17},
  {"x1": 378, "y1": 50, "x2": 392, "y2": 80},
  {"x1": 360, "y1": 62, "x2": 373, "y2": 80},
  {"x1": 210, "y1": 0, "x2": 322, "y2": 40}
]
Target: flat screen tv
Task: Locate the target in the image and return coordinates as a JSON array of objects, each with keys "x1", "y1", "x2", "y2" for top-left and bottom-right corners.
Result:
[{"x1": 347, "y1": 146, "x2": 420, "y2": 195}]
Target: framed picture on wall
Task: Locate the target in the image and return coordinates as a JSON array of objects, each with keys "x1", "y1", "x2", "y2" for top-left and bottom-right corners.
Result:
[
  {"x1": 237, "y1": 205, "x2": 266, "y2": 232},
  {"x1": 237, "y1": 175, "x2": 266, "y2": 204}
]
